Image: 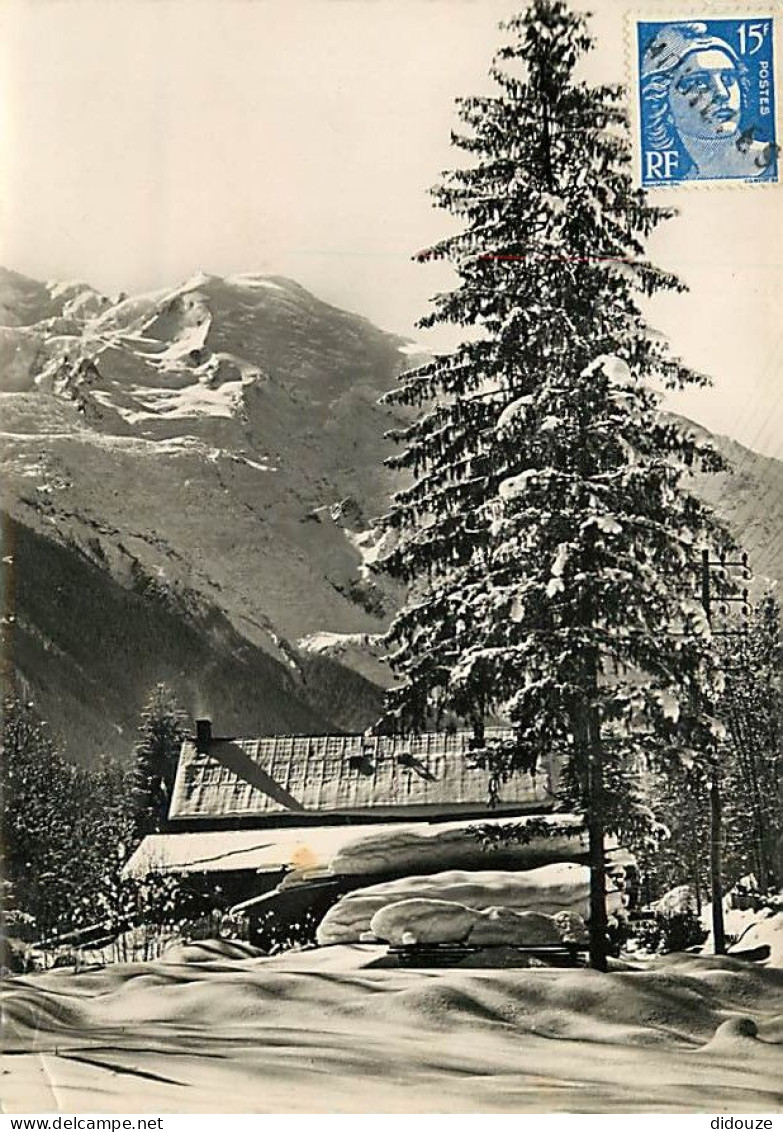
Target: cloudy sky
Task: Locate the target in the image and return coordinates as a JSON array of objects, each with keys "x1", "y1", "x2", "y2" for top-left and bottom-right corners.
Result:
[{"x1": 0, "y1": 0, "x2": 780, "y2": 457}]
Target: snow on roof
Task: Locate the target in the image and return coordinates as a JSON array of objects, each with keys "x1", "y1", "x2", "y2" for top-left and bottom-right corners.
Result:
[
  {"x1": 123, "y1": 824, "x2": 387, "y2": 878},
  {"x1": 124, "y1": 812, "x2": 583, "y2": 880},
  {"x1": 169, "y1": 729, "x2": 559, "y2": 823}
]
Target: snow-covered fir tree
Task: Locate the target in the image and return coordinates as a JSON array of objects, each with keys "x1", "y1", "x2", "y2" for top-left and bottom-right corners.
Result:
[
  {"x1": 377, "y1": 0, "x2": 731, "y2": 968},
  {"x1": 132, "y1": 683, "x2": 187, "y2": 838}
]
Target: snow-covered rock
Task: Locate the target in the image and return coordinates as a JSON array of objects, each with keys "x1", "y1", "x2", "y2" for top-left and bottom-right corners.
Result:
[
  {"x1": 297, "y1": 631, "x2": 381, "y2": 657},
  {"x1": 316, "y1": 893, "x2": 391, "y2": 945},
  {"x1": 499, "y1": 469, "x2": 537, "y2": 500}
]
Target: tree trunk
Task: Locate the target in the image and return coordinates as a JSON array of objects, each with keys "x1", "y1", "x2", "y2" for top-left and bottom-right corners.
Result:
[
  {"x1": 586, "y1": 704, "x2": 608, "y2": 972},
  {"x1": 710, "y1": 762, "x2": 726, "y2": 955},
  {"x1": 689, "y1": 805, "x2": 702, "y2": 917}
]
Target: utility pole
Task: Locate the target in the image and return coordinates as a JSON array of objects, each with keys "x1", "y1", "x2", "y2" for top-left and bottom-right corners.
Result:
[{"x1": 699, "y1": 548, "x2": 751, "y2": 957}]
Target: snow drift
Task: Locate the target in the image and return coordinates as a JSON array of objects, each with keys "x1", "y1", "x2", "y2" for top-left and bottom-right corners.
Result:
[{"x1": 2, "y1": 947, "x2": 781, "y2": 1113}]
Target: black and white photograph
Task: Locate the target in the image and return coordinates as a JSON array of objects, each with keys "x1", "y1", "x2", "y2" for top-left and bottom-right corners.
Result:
[{"x1": 1, "y1": 0, "x2": 781, "y2": 1116}]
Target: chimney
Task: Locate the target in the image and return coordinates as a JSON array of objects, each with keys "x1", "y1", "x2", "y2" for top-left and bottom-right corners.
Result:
[{"x1": 195, "y1": 718, "x2": 212, "y2": 752}]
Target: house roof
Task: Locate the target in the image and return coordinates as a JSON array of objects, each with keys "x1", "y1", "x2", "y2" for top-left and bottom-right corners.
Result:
[
  {"x1": 168, "y1": 729, "x2": 558, "y2": 823},
  {"x1": 124, "y1": 826, "x2": 386, "y2": 877}
]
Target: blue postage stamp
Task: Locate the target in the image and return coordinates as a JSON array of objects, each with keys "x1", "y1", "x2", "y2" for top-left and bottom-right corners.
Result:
[{"x1": 637, "y1": 17, "x2": 778, "y2": 185}]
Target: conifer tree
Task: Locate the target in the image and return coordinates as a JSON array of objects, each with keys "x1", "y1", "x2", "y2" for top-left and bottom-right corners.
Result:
[
  {"x1": 132, "y1": 683, "x2": 187, "y2": 838},
  {"x1": 1, "y1": 695, "x2": 78, "y2": 935},
  {"x1": 636, "y1": 761, "x2": 711, "y2": 908},
  {"x1": 1, "y1": 695, "x2": 133, "y2": 938},
  {"x1": 378, "y1": 0, "x2": 730, "y2": 968}
]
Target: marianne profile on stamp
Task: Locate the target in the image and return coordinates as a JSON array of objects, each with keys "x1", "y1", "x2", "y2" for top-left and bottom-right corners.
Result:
[{"x1": 638, "y1": 18, "x2": 778, "y2": 185}]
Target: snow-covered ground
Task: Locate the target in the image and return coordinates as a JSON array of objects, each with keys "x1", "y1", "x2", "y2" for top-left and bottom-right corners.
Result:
[
  {"x1": 2, "y1": 943, "x2": 781, "y2": 1113},
  {"x1": 702, "y1": 899, "x2": 783, "y2": 968}
]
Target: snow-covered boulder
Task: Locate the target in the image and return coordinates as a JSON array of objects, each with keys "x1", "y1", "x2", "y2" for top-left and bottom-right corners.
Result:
[
  {"x1": 316, "y1": 863, "x2": 622, "y2": 945},
  {"x1": 499, "y1": 469, "x2": 538, "y2": 500}
]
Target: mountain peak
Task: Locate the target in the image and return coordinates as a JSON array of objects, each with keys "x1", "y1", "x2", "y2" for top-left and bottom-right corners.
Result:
[
  {"x1": 3, "y1": 266, "x2": 778, "y2": 765},
  {"x1": 0, "y1": 265, "x2": 411, "y2": 760}
]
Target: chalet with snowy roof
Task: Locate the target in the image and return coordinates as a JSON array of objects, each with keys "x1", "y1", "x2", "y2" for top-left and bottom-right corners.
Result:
[
  {"x1": 124, "y1": 721, "x2": 584, "y2": 937},
  {"x1": 168, "y1": 719, "x2": 560, "y2": 830}
]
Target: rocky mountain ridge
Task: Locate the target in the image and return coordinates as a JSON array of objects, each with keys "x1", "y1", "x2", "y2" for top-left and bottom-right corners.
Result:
[
  {"x1": 0, "y1": 266, "x2": 420, "y2": 758},
  {"x1": 0, "y1": 264, "x2": 779, "y2": 762}
]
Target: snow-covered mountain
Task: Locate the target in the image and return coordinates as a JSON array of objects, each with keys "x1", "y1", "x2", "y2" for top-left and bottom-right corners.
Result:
[
  {"x1": 0, "y1": 266, "x2": 423, "y2": 760},
  {"x1": 686, "y1": 423, "x2": 783, "y2": 592},
  {"x1": 0, "y1": 263, "x2": 780, "y2": 762}
]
